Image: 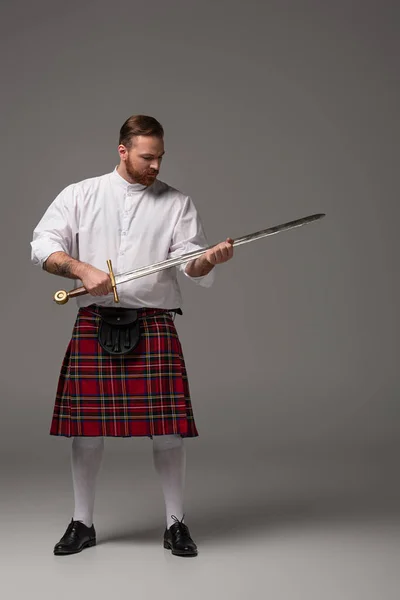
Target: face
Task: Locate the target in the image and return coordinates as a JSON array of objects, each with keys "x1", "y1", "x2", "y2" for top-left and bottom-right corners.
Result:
[{"x1": 119, "y1": 135, "x2": 165, "y2": 186}]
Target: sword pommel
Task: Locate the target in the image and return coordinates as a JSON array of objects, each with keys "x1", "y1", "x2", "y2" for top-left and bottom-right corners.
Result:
[
  {"x1": 54, "y1": 290, "x2": 69, "y2": 305},
  {"x1": 53, "y1": 286, "x2": 88, "y2": 304}
]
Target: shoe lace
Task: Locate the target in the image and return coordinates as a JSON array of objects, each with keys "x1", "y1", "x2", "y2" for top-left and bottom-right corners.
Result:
[
  {"x1": 66, "y1": 520, "x2": 83, "y2": 537},
  {"x1": 171, "y1": 514, "x2": 190, "y2": 536}
]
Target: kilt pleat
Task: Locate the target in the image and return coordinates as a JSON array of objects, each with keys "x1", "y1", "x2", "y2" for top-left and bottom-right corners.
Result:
[{"x1": 49, "y1": 305, "x2": 199, "y2": 438}]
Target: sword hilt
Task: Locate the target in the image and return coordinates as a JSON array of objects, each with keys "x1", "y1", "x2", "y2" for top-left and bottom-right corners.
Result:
[{"x1": 53, "y1": 259, "x2": 119, "y2": 305}]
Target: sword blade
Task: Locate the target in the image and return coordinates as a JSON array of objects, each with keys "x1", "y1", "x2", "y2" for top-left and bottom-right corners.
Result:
[{"x1": 115, "y1": 213, "x2": 325, "y2": 286}]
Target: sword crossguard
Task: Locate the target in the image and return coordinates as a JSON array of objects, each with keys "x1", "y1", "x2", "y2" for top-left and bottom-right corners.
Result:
[{"x1": 107, "y1": 259, "x2": 119, "y2": 304}]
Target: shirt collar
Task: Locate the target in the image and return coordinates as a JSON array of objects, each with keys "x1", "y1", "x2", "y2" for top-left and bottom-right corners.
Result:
[{"x1": 111, "y1": 166, "x2": 147, "y2": 192}]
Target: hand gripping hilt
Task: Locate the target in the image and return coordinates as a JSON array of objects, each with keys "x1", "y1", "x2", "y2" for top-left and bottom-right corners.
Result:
[{"x1": 53, "y1": 259, "x2": 119, "y2": 305}]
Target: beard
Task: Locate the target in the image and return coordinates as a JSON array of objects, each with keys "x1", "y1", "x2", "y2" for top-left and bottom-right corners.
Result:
[{"x1": 125, "y1": 160, "x2": 158, "y2": 187}]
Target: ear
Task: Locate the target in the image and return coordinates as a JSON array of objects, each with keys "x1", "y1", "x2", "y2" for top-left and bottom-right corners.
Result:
[{"x1": 118, "y1": 144, "x2": 128, "y2": 161}]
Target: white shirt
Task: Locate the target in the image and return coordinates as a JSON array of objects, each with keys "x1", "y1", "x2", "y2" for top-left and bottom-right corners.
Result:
[{"x1": 31, "y1": 167, "x2": 215, "y2": 308}]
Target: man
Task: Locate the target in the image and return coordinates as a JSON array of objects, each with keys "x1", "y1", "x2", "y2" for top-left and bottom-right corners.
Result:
[{"x1": 31, "y1": 114, "x2": 234, "y2": 557}]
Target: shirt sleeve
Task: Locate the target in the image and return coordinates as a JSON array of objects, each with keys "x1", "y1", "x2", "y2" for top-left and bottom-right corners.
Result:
[
  {"x1": 30, "y1": 184, "x2": 78, "y2": 268},
  {"x1": 168, "y1": 196, "x2": 216, "y2": 288}
]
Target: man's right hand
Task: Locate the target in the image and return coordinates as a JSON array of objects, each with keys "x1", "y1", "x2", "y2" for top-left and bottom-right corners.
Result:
[
  {"x1": 44, "y1": 252, "x2": 113, "y2": 297},
  {"x1": 79, "y1": 264, "x2": 113, "y2": 296}
]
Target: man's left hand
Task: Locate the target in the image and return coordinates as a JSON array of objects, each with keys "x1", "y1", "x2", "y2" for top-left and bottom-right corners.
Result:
[{"x1": 204, "y1": 238, "x2": 234, "y2": 266}]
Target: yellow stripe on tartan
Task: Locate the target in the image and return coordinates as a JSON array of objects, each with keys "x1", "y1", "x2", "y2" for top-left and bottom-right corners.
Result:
[
  {"x1": 66, "y1": 352, "x2": 178, "y2": 360},
  {"x1": 144, "y1": 311, "x2": 154, "y2": 435},
  {"x1": 58, "y1": 414, "x2": 184, "y2": 421},
  {"x1": 97, "y1": 344, "x2": 108, "y2": 436},
  {"x1": 120, "y1": 356, "x2": 129, "y2": 436},
  {"x1": 155, "y1": 316, "x2": 164, "y2": 434},
  {"x1": 72, "y1": 327, "x2": 81, "y2": 436},
  {"x1": 167, "y1": 317, "x2": 178, "y2": 433}
]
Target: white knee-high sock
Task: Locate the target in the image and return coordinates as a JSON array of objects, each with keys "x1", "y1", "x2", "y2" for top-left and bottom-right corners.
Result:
[
  {"x1": 71, "y1": 436, "x2": 104, "y2": 528},
  {"x1": 152, "y1": 434, "x2": 186, "y2": 529}
]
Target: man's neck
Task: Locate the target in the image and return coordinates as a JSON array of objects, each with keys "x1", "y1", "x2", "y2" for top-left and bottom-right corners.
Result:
[{"x1": 116, "y1": 163, "x2": 137, "y2": 184}]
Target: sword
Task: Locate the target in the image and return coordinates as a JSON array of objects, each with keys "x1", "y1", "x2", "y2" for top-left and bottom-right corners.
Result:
[{"x1": 53, "y1": 212, "x2": 326, "y2": 305}]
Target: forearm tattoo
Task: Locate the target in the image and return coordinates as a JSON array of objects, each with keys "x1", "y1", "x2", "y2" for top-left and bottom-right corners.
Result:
[{"x1": 43, "y1": 258, "x2": 79, "y2": 280}]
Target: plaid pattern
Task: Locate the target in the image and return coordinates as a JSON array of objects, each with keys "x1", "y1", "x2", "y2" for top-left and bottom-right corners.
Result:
[{"x1": 50, "y1": 305, "x2": 199, "y2": 438}]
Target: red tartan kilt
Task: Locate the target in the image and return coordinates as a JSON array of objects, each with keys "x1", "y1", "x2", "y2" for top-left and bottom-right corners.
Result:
[{"x1": 50, "y1": 305, "x2": 199, "y2": 438}]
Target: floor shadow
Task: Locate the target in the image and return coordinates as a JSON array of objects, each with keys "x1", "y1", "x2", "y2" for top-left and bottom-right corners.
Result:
[{"x1": 98, "y1": 489, "x2": 400, "y2": 545}]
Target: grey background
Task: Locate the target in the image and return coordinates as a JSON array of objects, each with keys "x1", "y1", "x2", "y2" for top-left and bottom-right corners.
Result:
[{"x1": 1, "y1": 1, "x2": 399, "y2": 598}]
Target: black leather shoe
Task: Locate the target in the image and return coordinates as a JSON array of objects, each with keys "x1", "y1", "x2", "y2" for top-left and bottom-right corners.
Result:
[
  {"x1": 163, "y1": 515, "x2": 198, "y2": 557},
  {"x1": 53, "y1": 518, "x2": 96, "y2": 555}
]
